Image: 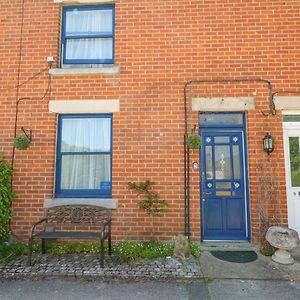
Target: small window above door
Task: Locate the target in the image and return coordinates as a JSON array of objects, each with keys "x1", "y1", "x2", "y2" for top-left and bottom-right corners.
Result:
[{"x1": 199, "y1": 113, "x2": 244, "y2": 127}]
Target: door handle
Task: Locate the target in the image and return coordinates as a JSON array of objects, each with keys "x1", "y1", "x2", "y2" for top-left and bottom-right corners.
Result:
[{"x1": 204, "y1": 192, "x2": 212, "y2": 196}]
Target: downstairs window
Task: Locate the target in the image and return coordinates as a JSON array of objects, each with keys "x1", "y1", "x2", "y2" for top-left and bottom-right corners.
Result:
[{"x1": 55, "y1": 114, "x2": 112, "y2": 198}]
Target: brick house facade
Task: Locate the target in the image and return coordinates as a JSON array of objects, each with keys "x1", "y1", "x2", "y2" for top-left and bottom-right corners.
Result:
[{"x1": 1, "y1": 0, "x2": 300, "y2": 244}]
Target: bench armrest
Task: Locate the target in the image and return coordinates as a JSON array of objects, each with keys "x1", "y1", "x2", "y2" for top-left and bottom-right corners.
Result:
[
  {"x1": 100, "y1": 218, "x2": 112, "y2": 232},
  {"x1": 29, "y1": 218, "x2": 48, "y2": 239}
]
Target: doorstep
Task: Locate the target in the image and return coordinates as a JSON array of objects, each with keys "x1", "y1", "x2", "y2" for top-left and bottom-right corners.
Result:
[{"x1": 200, "y1": 241, "x2": 255, "y2": 252}]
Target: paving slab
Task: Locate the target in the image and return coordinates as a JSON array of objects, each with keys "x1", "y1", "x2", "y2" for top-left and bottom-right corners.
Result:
[{"x1": 204, "y1": 279, "x2": 300, "y2": 300}]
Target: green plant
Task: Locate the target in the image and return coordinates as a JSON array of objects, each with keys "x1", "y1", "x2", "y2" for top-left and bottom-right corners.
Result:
[
  {"x1": 0, "y1": 154, "x2": 15, "y2": 241},
  {"x1": 128, "y1": 181, "x2": 167, "y2": 216},
  {"x1": 0, "y1": 241, "x2": 201, "y2": 265},
  {"x1": 14, "y1": 135, "x2": 31, "y2": 150},
  {"x1": 128, "y1": 181, "x2": 167, "y2": 241},
  {"x1": 48, "y1": 242, "x2": 100, "y2": 255},
  {"x1": 203, "y1": 277, "x2": 214, "y2": 284},
  {"x1": 190, "y1": 243, "x2": 201, "y2": 258},
  {"x1": 260, "y1": 245, "x2": 275, "y2": 257},
  {"x1": 0, "y1": 242, "x2": 40, "y2": 264},
  {"x1": 0, "y1": 242, "x2": 27, "y2": 263},
  {"x1": 112, "y1": 241, "x2": 174, "y2": 263},
  {"x1": 187, "y1": 134, "x2": 202, "y2": 149}
]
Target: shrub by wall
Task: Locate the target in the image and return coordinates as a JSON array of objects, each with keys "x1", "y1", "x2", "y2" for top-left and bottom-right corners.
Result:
[{"x1": 0, "y1": 154, "x2": 15, "y2": 241}]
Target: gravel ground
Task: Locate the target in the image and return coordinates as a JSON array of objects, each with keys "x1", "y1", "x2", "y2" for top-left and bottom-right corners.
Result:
[{"x1": 0, "y1": 253, "x2": 203, "y2": 280}]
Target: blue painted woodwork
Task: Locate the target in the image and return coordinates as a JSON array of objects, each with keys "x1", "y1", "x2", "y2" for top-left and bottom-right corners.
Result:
[
  {"x1": 61, "y1": 5, "x2": 115, "y2": 65},
  {"x1": 55, "y1": 114, "x2": 113, "y2": 198},
  {"x1": 200, "y1": 113, "x2": 250, "y2": 240}
]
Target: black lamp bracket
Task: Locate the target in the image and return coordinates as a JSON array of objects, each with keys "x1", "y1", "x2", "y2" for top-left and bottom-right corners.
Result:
[
  {"x1": 191, "y1": 125, "x2": 197, "y2": 134},
  {"x1": 21, "y1": 127, "x2": 32, "y2": 142}
]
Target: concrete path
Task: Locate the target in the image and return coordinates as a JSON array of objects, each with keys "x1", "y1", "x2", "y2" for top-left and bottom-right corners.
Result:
[
  {"x1": 0, "y1": 278, "x2": 300, "y2": 300},
  {"x1": 200, "y1": 251, "x2": 297, "y2": 281}
]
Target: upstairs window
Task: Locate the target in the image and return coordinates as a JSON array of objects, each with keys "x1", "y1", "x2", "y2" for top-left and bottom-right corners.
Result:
[
  {"x1": 56, "y1": 114, "x2": 112, "y2": 198},
  {"x1": 61, "y1": 5, "x2": 115, "y2": 65}
]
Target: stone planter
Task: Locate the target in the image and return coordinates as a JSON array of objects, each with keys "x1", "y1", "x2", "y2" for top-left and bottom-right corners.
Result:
[{"x1": 266, "y1": 226, "x2": 299, "y2": 265}]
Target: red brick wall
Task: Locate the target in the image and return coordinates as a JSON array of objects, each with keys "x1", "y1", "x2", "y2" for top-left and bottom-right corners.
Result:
[{"x1": 1, "y1": 0, "x2": 299, "y2": 243}]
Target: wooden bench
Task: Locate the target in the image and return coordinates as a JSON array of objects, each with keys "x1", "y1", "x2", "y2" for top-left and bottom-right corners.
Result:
[{"x1": 27, "y1": 204, "x2": 112, "y2": 267}]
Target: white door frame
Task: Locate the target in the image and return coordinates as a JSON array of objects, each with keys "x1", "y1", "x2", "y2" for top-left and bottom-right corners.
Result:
[{"x1": 283, "y1": 118, "x2": 300, "y2": 234}]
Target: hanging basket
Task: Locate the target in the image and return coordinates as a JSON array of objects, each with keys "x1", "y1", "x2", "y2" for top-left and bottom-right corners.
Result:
[
  {"x1": 14, "y1": 135, "x2": 31, "y2": 150},
  {"x1": 187, "y1": 134, "x2": 202, "y2": 149}
]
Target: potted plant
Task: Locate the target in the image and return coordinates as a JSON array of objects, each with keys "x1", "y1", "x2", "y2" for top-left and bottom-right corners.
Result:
[
  {"x1": 187, "y1": 134, "x2": 202, "y2": 149},
  {"x1": 14, "y1": 135, "x2": 31, "y2": 150}
]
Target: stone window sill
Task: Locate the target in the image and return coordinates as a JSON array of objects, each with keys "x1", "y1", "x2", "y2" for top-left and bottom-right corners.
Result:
[
  {"x1": 44, "y1": 198, "x2": 118, "y2": 209},
  {"x1": 49, "y1": 66, "x2": 119, "y2": 76}
]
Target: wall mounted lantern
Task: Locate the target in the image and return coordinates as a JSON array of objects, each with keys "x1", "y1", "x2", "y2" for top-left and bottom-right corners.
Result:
[{"x1": 263, "y1": 133, "x2": 274, "y2": 154}]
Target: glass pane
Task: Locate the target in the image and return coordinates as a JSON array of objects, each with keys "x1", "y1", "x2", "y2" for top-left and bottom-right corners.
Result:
[
  {"x1": 65, "y1": 38, "x2": 113, "y2": 60},
  {"x1": 66, "y1": 9, "x2": 113, "y2": 35},
  {"x1": 289, "y1": 137, "x2": 300, "y2": 187},
  {"x1": 61, "y1": 118, "x2": 111, "y2": 152},
  {"x1": 283, "y1": 115, "x2": 300, "y2": 122},
  {"x1": 205, "y1": 146, "x2": 213, "y2": 179},
  {"x1": 214, "y1": 136, "x2": 230, "y2": 143},
  {"x1": 215, "y1": 145, "x2": 231, "y2": 179},
  {"x1": 233, "y1": 145, "x2": 241, "y2": 179},
  {"x1": 216, "y1": 182, "x2": 231, "y2": 189},
  {"x1": 61, "y1": 154, "x2": 111, "y2": 189},
  {"x1": 199, "y1": 113, "x2": 243, "y2": 126}
]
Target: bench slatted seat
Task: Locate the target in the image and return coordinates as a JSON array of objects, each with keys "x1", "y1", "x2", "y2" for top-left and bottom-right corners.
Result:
[{"x1": 28, "y1": 204, "x2": 112, "y2": 267}]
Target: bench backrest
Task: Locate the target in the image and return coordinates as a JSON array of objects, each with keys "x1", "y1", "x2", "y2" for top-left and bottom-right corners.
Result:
[{"x1": 45, "y1": 205, "x2": 111, "y2": 226}]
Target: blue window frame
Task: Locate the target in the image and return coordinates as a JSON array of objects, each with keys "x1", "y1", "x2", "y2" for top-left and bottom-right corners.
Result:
[
  {"x1": 61, "y1": 5, "x2": 115, "y2": 65},
  {"x1": 55, "y1": 114, "x2": 113, "y2": 198}
]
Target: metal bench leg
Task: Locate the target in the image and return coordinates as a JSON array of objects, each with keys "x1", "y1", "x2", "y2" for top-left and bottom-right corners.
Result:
[
  {"x1": 41, "y1": 239, "x2": 46, "y2": 254},
  {"x1": 108, "y1": 231, "x2": 112, "y2": 256},
  {"x1": 27, "y1": 238, "x2": 33, "y2": 266},
  {"x1": 100, "y1": 238, "x2": 104, "y2": 268}
]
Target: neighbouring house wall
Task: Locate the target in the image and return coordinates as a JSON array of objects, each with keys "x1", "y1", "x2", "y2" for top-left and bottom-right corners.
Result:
[{"x1": 1, "y1": 0, "x2": 299, "y2": 243}]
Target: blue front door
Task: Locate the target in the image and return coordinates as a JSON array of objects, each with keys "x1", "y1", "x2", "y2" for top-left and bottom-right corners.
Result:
[{"x1": 200, "y1": 129, "x2": 249, "y2": 240}]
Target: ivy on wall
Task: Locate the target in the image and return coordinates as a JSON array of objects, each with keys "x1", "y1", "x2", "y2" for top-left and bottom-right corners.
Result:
[{"x1": 128, "y1": 181, "x2": 167, "y2": 241}]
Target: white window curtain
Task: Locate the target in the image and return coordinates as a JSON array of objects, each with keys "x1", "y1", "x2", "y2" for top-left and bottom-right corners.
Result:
[
  {"x1": 66, "y1": 38, "x2": 113, "y2": 60},
  {"x1": 65, "y1": 9, "x2": 113, "y2": 60},
  {"x1": 61, "y1": 118, "x2": 111, "y2": 190}
]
